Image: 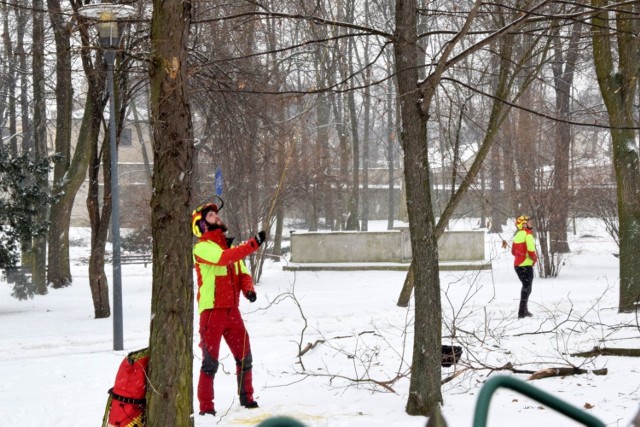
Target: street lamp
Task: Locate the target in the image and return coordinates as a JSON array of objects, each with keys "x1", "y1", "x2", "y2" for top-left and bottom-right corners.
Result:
[{"x1": 79, "y1": 3, "x2": 136, "y2": 351}]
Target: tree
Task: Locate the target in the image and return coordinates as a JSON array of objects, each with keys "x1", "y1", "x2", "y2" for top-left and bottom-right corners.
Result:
[
  {"x1": 74, "y1": 4, "x2": 120, "y2": 319},
  {"x1": 548, "y1": 21, "x2": 582, "y2": 254},
  {"x1": 394, "y1": 0, "x2": 448, "y2": 415},
  {"x1": 0, "y1": 146, "x2": 56, "y2": 299},
  {"x1": 145, "y1": 0, "x2": 195, "y2": 423},
  {"x1": 46, "y1": 0, "x2": 79, "y2": 289},
  {"x1": 2, "y1": 1, "x2": 18, "y2": 157},
  {"x1": 393, "y1": 0, "x2": 574, "y2": 414},
  {"x1": 31, "y1": 0, "x2": 48, "y2": 295},
  {"x1": 344, "y1": 0, "x2": 361, "y2": 231},
  {"x1": 398, "y1": 0, "x2": 592, "y2": 298},
  {"x1": 591, "y1": 0, "x2": 640, "y2": 312}
]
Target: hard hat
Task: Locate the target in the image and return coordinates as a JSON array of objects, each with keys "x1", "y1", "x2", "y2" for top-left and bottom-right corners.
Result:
[
  {"x1": 191, "y1": 197, "x2": 224, "y2": 237},
  {"x1": 515, "y1": 215, "x2": 531, "y2": 230}
]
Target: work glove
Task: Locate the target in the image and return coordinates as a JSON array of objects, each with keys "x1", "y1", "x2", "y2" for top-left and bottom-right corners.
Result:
[
  {"x1": 246, "y1": 290, "x2": 257, "y2": 303},
  {"x1": 254, "y1": 230, "x2": 267, "y2": 246}
]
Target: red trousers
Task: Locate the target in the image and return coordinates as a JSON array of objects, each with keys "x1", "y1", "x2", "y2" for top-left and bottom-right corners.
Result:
[{"x1": 197, "y1": 307, "x2": 254, "y2": 412}]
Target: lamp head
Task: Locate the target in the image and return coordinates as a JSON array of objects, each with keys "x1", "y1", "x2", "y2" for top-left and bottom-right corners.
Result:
[
  {"x1": 78, "y1": 4, "x2": 136, "y2": 49},
  {"x1": 97, "y1": 11, "x2": 120, "y2": 48}
]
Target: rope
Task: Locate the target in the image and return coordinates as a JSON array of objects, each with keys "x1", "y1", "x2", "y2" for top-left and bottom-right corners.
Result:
[
  {"x1": 241, "y1": 129, "x2": 298, "y2": 389},
  {"x1": 264, "y1": 135, "x2": 297, "y2": 230},
  {"x1": 101, "y1": 394, "x2": 113, "y2": 427},
  {"x1": 254, "y1": 134, "x2": 298, "y2": 276}
]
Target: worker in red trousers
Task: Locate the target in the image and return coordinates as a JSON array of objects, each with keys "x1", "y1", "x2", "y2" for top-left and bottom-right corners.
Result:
[{"x1": 191, "y1": 200, "x2": 266, "y2": 416}]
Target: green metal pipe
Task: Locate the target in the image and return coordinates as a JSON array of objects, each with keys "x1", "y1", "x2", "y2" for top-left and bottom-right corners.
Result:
[
  {"x1": 257, "y1": 416, "x2": 307, "y2": 427},
  {"x1": 473, "y1": 375, "x2": 605, "y2": 427}
]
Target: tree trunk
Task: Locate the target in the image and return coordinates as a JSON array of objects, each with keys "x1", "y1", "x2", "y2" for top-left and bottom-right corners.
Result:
[
  {"x1": 345, "y1": 10, "x2": 360, "y2": 231},
  {"x1": 330, "y1": 3, "x2": 350, "y2": 231},
  {"x1": 16, "y1": 4, "x2": 35, "y2": 280},
  {"x1": 2, "y1": 4, "x2": 17, "y2": 157},
  {"x1": 75, "y1": 11, "x2": 114, "y2": 319},
  {"x1": 309, "y1": 16, "x2": 337, "y2": 230},
  {"x1": 591, "y1": 1, "x2": 640, "y2": 312},
  {"x1": 315, "y1": 90, "x2": 331, "y2": 231},
  {"x1": 16, "y1": 9, "x2": 30, "y2": 154},
  {"x1": 361, "y1": 40, "x2": 371, "y2": 231},
  {"x1": 86, "y1": 113, "x2": 111, "y2": 319},
  {"x1": 503, "y1": 120, "x2": 518, "y2": 215},
  {"x1": 515, "y1": 78, "x2": 536, "y2": 212},
  {"x1": 273, "y1": 203, "x2": 284, "y2": 258},
  {"x1": 386, "y1": 78, "x2": 396, "y2": 230},
  {"x1": 31, "y1": 0, "x2": 47, "y2": 294},
  {"x1": 146, "y1": 0, "x2": 194, "y2": 423},
  {"x1": 489, "y1": 140, "x2": 504, "y2": 234},
  {"x1": 47, "y1": 0, "x2": 75, "y2": 288},
  {"x1": 88, "y1": 248, "x2": 110, "y2": 319},
  {"x1": 489, "y1": 42, "x2": 505, "y2": 234},
  {"x1": 331, "y1": 91, "x2": 349, "y2": 230},
  {"x1": 48, "y1": 88, "x2": 98, "y2": 289},
  {"x1": 346, "y1": 86, "x2": 360, "y2": 231},
  {"x1": 395, "y1": 0, "x2": 442, "y2": 415},
  {"x1": 549, "y1": 22, "x2": 581, "y2": 254}
]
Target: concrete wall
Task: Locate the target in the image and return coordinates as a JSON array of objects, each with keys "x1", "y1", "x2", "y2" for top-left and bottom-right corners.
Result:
[
  {"x1": 290, "y1": 229, "x2": 485, "y2": 263},
  {"x1": 436, "y1": 231, "x2": 485, "y2": 261}
]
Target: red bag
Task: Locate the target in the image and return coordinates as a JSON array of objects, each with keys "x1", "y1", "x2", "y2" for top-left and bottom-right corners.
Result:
[{"x1": 103, "y1": 348, "x2": 149, "y2": 427}]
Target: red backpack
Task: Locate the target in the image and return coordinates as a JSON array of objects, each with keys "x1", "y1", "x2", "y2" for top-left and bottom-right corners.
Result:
[{"x1": 102, "y1": 348, "x2": 149, "y2": 427}]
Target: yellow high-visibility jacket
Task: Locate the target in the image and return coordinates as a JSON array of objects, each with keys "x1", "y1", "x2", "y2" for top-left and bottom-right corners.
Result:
[
  {"x1": 511, "y1": 228, "x2": 537, "y2": 266},
  {"x1": 193, "y1": 229, "x2": 260, "y2": 313}
]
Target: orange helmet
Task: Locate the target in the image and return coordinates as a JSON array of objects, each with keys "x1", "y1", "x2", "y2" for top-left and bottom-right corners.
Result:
[
  {"x1": 515, "y1": 215, "x2": 531, "y2": 230},
  {"x1": 191, "y1": 197, "x2": 224, "y2": 237}
]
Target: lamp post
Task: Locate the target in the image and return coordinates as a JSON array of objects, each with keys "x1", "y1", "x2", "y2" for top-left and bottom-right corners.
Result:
[{"x1": 79, "y1": 4, "x2": 135, "y2": 351}]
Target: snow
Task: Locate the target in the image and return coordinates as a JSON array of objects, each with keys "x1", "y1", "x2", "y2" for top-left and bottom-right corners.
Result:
[{"x1": 1, "y1": 219, "x2": 639, "y2": 427}]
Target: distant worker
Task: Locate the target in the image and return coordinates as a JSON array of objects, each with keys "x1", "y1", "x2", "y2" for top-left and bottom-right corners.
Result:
[
  {"x1": 191, "y1": 199, "x2": 266, "y2": 416},
  {"x1": 511, "y1": 215, "x2": 537, "y2": 318}
]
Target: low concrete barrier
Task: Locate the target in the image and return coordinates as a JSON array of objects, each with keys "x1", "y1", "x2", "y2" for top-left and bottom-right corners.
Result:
[
  {"x1": 290, "y1": 230, "x2": 408, "y2": 263},
  {"x1": 437, "y1": 231, "x2": 485, "y2": 261},
  {"x1": 287, "y1": 228, "x2": 488, "y2": 270}
]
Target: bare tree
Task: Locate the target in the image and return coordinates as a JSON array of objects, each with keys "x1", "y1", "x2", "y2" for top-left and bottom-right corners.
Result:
[
  {"x1": 74, "y1": 7, "x2": 114, "y2": 319},
  {"x1": 548, "y1": 21, "x2": 582, "y2": 254},
  {"x1": 396, "y1": 1, "x2": 551, "y2": 304},
  {"x1": 394, "y1": 0, "x2": 460, "y2": 414},
  {"x1": 46, "y1": 0, "x2": 79, "y2": 289},
  {"x1": 145, "y1": 0, "x2": 195, "y2": 424},
  {"x1": 31, "y1": 0, "x2": 48, "y2": 294},
  {"x1": 590, "y1": 1, "x2": 640, "y2": 313},
  {"x1": 2, "y1": 2, "x2": 18, "y2": 157}
]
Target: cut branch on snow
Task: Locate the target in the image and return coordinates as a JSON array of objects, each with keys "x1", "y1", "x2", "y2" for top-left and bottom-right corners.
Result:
[
  {"x1": 571, "y1": 347, "x2": 640, "y2": 358},
  {"x1": 528, "y1": 367, "x2": 608, "y2": 381},
  {"x1": 491, "y1": 362, "x2": 535, "y2": 375}
]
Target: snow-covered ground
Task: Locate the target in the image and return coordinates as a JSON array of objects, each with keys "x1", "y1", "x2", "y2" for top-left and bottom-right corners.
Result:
[{"x1": 0, "y1": 219, "x2": 638, "y2": 427}]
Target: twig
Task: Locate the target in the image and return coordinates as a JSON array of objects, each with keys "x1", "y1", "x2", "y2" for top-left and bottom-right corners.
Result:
[{"x1": 298, "y1": 339, "x2": 326, "y2": 357}]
